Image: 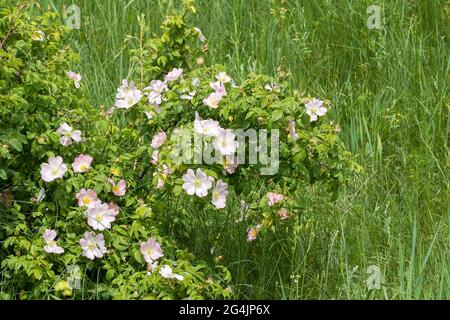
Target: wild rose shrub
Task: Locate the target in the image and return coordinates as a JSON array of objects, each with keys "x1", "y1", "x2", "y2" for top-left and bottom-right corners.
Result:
[
  {"x1": 0, "y1": 1, "x2": 231, "y2": 300},
  {"x1": 0, "y1": 1, "x2": 361, "y2": 299}
]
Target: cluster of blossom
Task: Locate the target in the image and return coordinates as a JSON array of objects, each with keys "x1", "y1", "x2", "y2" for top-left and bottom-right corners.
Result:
[
  {"x1": 149, "y1": 131, "x2": 171, "y2": 188},
  {"x1": 267, "y1": 192, "x2": 289, "y2": 221},
  {"x1": 38, "y1": 74, "x2": 183, "y2": 281},
  {"x1": 203, "y1": 72, "x2": 231, "y2": 108},
  {"x1": 194, "y1": 112, "x2": 239, "y2": 157},
  {"x1": 284, "y1": 97, "x2": 328, "y2": 141},
  {"x1": 67, "y1": 71, "x2": 82, "y2": 89},
  {"x1": 182, "y1": 168, "x2": 229, "y2": 209},
  {"x1": 58, "y1": 61, "x2": 328, "y2": 247},
  {"x1": 139, "y1": 238, "x2": 183, "y2": 281},
  {"x1": 115, "y1": 80, "x2": 143, "y2": 110},
  {"x1": 246, "y1": 192, "x2": 289, "y2": 242},
  {"x1": 112, "y1": 68, "x2": 184, "y2": 119},
  {"x1": 56, "y1": 122, "x2": 82, "y2": 146},
  {"x1": 40, "y1": 122, "x2": 127, "y2": 260},
  {"x1": 179, "y1": 109, "x2": 241, "y2": 209}
]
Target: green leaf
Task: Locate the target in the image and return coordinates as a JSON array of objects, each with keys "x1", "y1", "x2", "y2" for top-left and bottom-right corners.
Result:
[
  {"x1": 0, "y1": 169, "x2": 7, "y2": 180},
  {"x1": 134, "y1": 250, "x2": 144, "y2": 264},
  {"x1": 33, "y1": 269, "x2": 42, "y2": 280},
  {"x1": 105, "y1": 269, "x2": 115, "y2": 281},
  {"x1": 173, "y1": 185, "x2": 182, "y2": 196},
  {"x1": 157, "y1": 56, "x2": 167, "y2": 67},
  {"x1": 270, "y1": 109, "x2": 283, "y2": 122},
  {"x1": 8, "y1": 139, "x2": 22, "y2": 151}
]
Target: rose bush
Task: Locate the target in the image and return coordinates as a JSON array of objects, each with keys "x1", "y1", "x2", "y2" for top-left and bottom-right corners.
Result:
[{"x1": 0, "y1": 0, "x2": 361, "y2": 299}]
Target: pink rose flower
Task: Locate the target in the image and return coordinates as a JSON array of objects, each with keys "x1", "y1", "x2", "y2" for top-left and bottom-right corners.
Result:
[
  {"x1": 72, "y1": 154, "x2": 93, "y2": 173},
  {"x1": 76, "y1": 188, "x2": 100, "y2": 208},
  {"x1": 267, "y1": 192, "x2": 284, "y2": 206},
  {"x1": 109, "y1": 179, "x2": 126, "y2": 196},
  {"x1": 278, "y1": 208, "x2": 289, "y2": 220},
  {"x1": 151, "y1": 131, "x2": 167, "y2": 149}
]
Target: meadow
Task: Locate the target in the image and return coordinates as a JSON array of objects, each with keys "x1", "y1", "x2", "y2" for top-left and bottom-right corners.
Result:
[{"x1": 1, "y1": 0, "x2": 448, "y2": 299}]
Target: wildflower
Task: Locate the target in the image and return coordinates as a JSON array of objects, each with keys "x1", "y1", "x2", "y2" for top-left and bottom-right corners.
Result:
[
  {"x1": 42, "y1": 229, "x2": 64, "y2": 254},
  {"x1": 216, "y1": 72, "x2": 231, "y2": 84},
  {"x1": 194, "y1": 118, "x2": 222, "y2": 137},
  {"x1": 40, "y1": 156, "x2": 68, "y2": 182},
  {"x1": 203, "y1": 92, "x2": 222, "y2": 109},
  {"x1": 87, "y1": 203, "x2": 117, "y2": 231},
  {"x1": 223, "y1": 156, "x2": 238, "y2": 174},
  {"x1": 172, "y1": 273, "x2": 185, "y2": 281},
  {"x1": 145, "y1": 80, "x2": 168, "y2": 106},
  {"x1": 305, "y1": 98, "x2": 327, "y2": 122},
  {"x1": 147, "y1": 91, "x2": 164, "y2": 106},
  {"x1": 264, "y1": 83, "x2": 280, "y2": 93},
  {"x1": 247, "y1": 224, "x2": 262, "y2": 242},
  {"x1": 159, "y1": 265, "x2": 184, "y2": 281},
  {"x1": 151, "y1": 131, "x2": 167, "y2": 149},
  {"x1": 76, "y1": 188, "x2": 100, "y2": 208},
  {"x1": 194, "y1": 27, "x2": 206, "y2": 42},
  {"x1": 115, "y1": 80, "x2": 142, "y2": 109},
  {"x1": 211, "y1": 180, "x2": 228, "y2": 209},
  {"x1": 210, "y1": 81, "x2": 227, "y2": 96},
  {"x1": 56, "y1": 123, "x2": 82, "y2": 146},
  {"x1": 180, "y1": 90, "x2": 196, "y2": 100},
  {"x1": 146, "y1": 80, "x2": 168, "y2": 95},
  {"x1": 107, "y1": 202, "x2": 120, "y2": 217},
  {"x1": 79, "y1": 231, "x2": 107, "y2": 260},
  {"x1": 213, "y1": 129, "x2": 239, "y2": 156},
  {"x1": 140, "y1": 238, "x2": 164, "y2": 264},
  {"x1": 164, "y1": 68, "x2": 183, "y2": 82},
  {"x1": 154, "y1": 164, "x2": 171, "y2": 189},
  {"x1": 72, "y1": 154, "x2": 93, "y2": 173},
  {"x1": 278, "y1": 208, "x2": 289, "y2": 220},
  {"x1": 267, "y1": 192, "x2": 284, "y2": 206},
  {"x1": 182, "y1": 168, "x2": 214, "y2": 197},
  {"x1": 67, "y1": 71, "x2": 82, "y2": 89},
  {"x1": 109, "y1": 179, "x2": 126, "y2": 196},
  {"x1": 159, "y1": 265, "x2": 173, "y2": 278},
  {"x1": 151, "y1": 150, "x2": 159, "y2": 165},
  {"x1": 286, "y1": 119, "x2": 298, "y2": 141}
]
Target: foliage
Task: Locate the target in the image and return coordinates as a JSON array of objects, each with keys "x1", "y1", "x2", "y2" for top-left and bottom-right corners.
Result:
[
  {"x1": 0, "y1": 1, "x2": 231, "y2": 300},
  {"x1": 0, "y1": 0, "x2": 361, "y2": 300}
]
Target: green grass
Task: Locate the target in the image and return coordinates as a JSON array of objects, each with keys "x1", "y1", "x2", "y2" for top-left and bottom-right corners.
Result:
[{"x1": 26, "y1": 0, "x2": 449, "y2": 299}]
